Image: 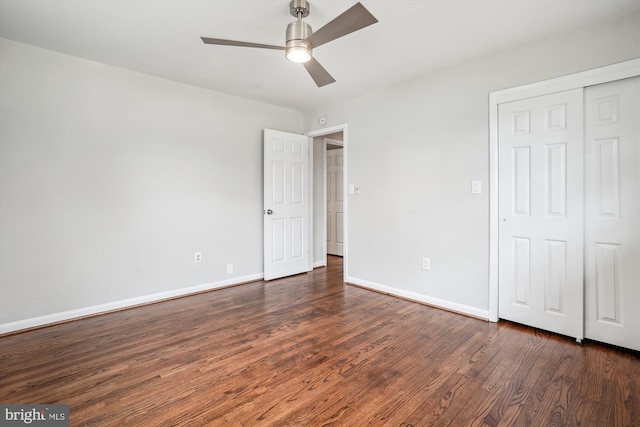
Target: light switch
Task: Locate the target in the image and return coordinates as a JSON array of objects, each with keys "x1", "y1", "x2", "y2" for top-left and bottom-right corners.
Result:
[{"x1": 471, "y1": 180, "x2": 482, "y2": 195}]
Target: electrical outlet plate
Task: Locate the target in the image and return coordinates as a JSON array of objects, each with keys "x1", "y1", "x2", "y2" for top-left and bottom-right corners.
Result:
[
  {"x1": 194, "y1": 252, "x2": 202, "y2": 263},
  {"x1": 471, "y1": 180, "x2": 482, "y2": 195},
  {"x1": 422, "y1": 257, "x2": 431, "y2": 270}
]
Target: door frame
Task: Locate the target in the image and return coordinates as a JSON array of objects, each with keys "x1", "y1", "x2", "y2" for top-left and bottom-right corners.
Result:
[
  {"x1": 307, "y1": 124, "x2": 348, "y2": 281},
  {"x1": 488, "y1": 58, "x2": 640, "y2": 322}
]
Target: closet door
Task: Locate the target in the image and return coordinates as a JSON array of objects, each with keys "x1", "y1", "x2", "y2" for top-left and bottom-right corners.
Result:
[
  {"x1": 498, "y1": 89, "x2": 584, "y2": 340},
  {"x1": 585, "y1": 77, "x2": 640, "y2": 351}
]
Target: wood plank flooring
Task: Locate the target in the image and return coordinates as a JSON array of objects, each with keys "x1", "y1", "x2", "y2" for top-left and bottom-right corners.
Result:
[{"x1": 1, "y1": 256, "x2": 638, "y2": 426}]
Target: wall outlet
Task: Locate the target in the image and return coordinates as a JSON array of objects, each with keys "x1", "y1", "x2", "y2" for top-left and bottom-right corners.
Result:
[
  {"x1": 422, "y1": 257, "x2": 431, "y2": 270},
  {"x1": 194, "y1": 252, "x2": 202, "y2": 263},
  {"x1": 226, "y1": 263, "x2": 234, "y2": 274}
]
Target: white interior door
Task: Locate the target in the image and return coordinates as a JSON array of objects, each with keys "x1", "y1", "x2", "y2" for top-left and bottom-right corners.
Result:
[
  {"x1": 585, "y1": 76, "x2": 640, "y2": 351},
  {"x1": 263, "y1": 129, "x2": 311, "y2": 281},
  {"x1": 498, "y1": 89, "x2": 584, "y2": 340},
  {"x1": 327, "y1": 147, "x2": 344, "y2": 256}
]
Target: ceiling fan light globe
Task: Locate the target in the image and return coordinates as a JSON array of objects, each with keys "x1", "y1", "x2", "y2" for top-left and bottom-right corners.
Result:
[{"x1": 286, "y1": 46, "x2": 312, "y2": 63}]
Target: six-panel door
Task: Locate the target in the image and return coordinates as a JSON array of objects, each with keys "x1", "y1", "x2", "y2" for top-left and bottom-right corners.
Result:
[
  {"x1": 498, "y1": 89, "x2": 585, "y2": 341},
  {"x1": 263, "y1": 129, "x2": 311, "y2": 281}
]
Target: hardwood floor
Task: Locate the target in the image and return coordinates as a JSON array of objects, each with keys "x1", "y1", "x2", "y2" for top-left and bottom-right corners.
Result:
[{"x1": 1, "y1": 256, "x2": 638, "y2": 426}]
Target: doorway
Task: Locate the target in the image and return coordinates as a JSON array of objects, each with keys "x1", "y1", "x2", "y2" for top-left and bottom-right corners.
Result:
[{"x1": 308, "y1": 124, "x2": 348, "y2": 282}]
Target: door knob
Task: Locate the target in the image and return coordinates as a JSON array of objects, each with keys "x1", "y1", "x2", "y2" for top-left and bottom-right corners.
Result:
[{"x1": 265, "y1": 209, "x2": 274, "y2": 215}]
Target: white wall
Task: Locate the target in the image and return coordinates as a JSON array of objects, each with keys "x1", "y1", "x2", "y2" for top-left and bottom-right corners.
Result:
[
  {"x1": 0, "y1": 38, "x2": 303, "y2": 330},
  {"x1": 303, "y1": 13, "x2": 640, "y2": 318}
]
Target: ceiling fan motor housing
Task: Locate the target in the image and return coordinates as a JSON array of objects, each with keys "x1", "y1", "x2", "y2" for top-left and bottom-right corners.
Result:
[
  {"x1": 286, "y1": 0, "x2": 312, "y2": 49},
  {"x1": 286, "y1": 20, "x2": 312, "y2": 46}
]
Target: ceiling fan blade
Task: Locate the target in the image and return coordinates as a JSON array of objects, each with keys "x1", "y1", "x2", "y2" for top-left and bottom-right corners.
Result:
[
  {"x1": 305, "y1": 2, "x2": 378, "y2": 49},
  {"x1": 201, "y1": 37, "x2": 284, "y2": 51},
  {"x1": 303, "y1": 57, "x2": 336, "y2": 87}
]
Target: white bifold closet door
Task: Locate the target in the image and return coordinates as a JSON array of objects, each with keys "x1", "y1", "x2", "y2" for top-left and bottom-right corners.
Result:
[
  {"x1": 498, "y1": 77, "x2": 640, "y2": 351},
  {"x1": 584, "y1": 77, "x2": 640, "y2": 351},
  {"x1": 498, "y1": 89, "x2": 585, "y2": 341}
]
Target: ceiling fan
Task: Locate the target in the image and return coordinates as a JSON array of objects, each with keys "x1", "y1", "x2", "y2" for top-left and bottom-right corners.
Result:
[{"x1": 201, "y1": 0, "x2": 378, "y2": 87}]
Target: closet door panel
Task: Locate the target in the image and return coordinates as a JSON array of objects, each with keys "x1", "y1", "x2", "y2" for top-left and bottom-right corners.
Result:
[
  {"x1": 498, "y1": 89, "x2": 584, "y2": 341},
  {"x1": 585, "y1": 76, "x2": 640, "y2": 351}
]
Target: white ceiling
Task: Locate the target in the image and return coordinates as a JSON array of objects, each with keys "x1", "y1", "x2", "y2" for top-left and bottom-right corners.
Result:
[{"x1": 1, "y1": 0, "x2": 639, "y2": 112}]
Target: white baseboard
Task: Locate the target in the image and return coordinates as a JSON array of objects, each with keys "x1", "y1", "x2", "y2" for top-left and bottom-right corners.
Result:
[
  {"x1": 345, "y1": 276, "x2": 489, "y2": 320},
  {"x1": 0, "y1": 273, "x2": 264, "y2": 335},
  {"x1": 1, "y1": 273, "x2": 489, "y2": 335}
]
